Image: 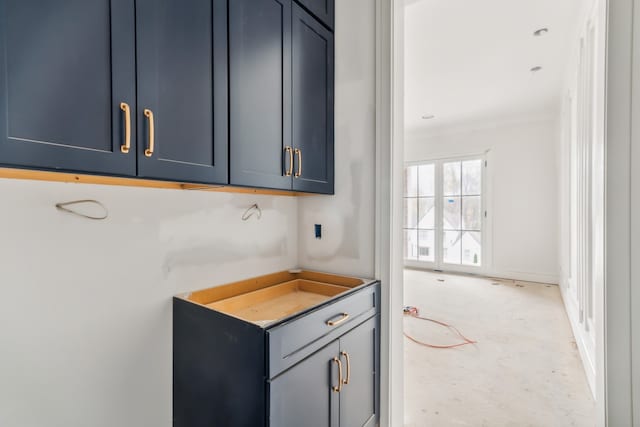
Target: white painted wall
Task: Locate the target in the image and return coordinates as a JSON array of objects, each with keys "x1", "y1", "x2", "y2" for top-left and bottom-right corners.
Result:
[
  {"x1": 298, "y1": 0, "x2": 377, "y2": 279},
  {"x1": 556, "y1": 0, "x2": 606, "y2": 407},
  {"x1": 405, "y1": 117, "x2": 561, "y2": 284},
  {"x1": 0, "y1": 179, "x2": 298, "y2": 427}
]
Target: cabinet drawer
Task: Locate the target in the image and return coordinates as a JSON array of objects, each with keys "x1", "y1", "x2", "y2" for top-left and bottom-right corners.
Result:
[{"x1": 267, "y1": 282, "x2": 378, "y2": 377}]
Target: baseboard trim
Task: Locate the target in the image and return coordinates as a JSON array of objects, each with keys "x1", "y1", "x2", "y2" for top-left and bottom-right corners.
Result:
[
  {"x1": 404, "y1": 264, "x2": 559, "y2": 285},
  {"x1": 559, "y1": 282, "x2": 596, "y2": 398}
]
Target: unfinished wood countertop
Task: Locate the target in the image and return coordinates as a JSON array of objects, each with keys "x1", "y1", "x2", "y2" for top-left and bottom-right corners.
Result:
[{"x1": 176, "y1": 270, "x2": 375, "y2": 327}]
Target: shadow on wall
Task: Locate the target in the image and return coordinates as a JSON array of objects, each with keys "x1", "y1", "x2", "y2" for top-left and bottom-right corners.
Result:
[{"x1": 161, "y1": 202, "x2": 289, "y2": 275}]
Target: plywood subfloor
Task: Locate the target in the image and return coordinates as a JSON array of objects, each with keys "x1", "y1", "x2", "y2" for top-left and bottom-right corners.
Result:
[{"x1": 403, "y1": 269, "x2": 596, "y2": 427}]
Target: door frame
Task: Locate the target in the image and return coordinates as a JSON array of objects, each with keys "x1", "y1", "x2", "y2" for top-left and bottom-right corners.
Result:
[
  {"x1": 604, "y1": 0, "x2": 638, "y2": 424},
  {"x1": 374, "y1": 0, "x2": 403, "y2": 425},
  {"x1": 376, "y1": 1, "x2": 617, "y2": 426}
]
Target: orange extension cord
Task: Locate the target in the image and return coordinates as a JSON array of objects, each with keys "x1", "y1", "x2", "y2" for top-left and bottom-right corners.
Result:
[{"x1": 403, "y1": 306, "x2": 477, "y2": 349}]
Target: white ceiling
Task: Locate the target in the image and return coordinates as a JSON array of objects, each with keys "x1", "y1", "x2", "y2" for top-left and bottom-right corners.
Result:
[{"x1": 404, "y1": 0, "x2": 583, "y2": 136}]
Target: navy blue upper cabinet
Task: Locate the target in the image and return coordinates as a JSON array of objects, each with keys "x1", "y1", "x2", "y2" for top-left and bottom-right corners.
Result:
[
  {"x1": 229, "y1": 0, "x2": 293, "y2": 191},
  {"x1": 0, "y1": 0, "x2": 137, "y2": 176},
  {"x1": 295, "y1": 0, "x2": 334, "y2": 30},
  {"x1": 292, "y1": 4, "x2": 334, "y2": 194},
  {"x1": 230, "y1": 0, "x2": 334, "y2": 194},
  {"x1": 136, "y1": 0, "x2": 228, "y2": 185},
  {"x1": 0, "y1": 0, "x2": 333, "y2": 194}
]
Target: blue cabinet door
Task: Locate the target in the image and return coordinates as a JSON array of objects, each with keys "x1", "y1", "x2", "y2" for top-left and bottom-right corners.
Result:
[
  {"x1": 339, "y1": 316, "x2": 379, "y2": 427},
  {"x1": 295, "y1": 0, "x2": 334, "y2": 30},
  {"x1": 270, "y1": 340, "x2": 339, "y2": 427},
  {"x1": 229, "y1": 0, "x2": 293, "y2": 191},
  {"x1": 292, "y1": 5, "x2": 334, "y2": 194},
  {"x1": 0, "y1": 0, "x2": 136, "y2": 176},
  {"x1": 136, "y1": 0, "x2": 228, "y2": 185}
]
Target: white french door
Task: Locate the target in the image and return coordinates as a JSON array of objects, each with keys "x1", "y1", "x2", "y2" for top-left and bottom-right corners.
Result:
[{"x1": 403, "y1": 156, "x2": 486, "y2": 272}]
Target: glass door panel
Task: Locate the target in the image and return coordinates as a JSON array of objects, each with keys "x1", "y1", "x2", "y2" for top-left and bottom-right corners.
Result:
[
  {"x1": 404, "y1": 156, "x2": 484, "y2": 270},
  {"x1": 403, "y1": 163, "x2": 436, "y2": 264}
]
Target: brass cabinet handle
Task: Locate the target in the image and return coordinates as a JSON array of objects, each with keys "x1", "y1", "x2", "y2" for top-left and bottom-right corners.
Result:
[
  {"x1": 332, "y1": 357, "x2": 343, "y2": 392},
  {"x1": 294, "y1": 148, "x2": 302, "y2": 177},
  {"x1": 340, "y1": 351, "x2": 351, "y2": 385},
  {"x1": 326, "y1": 313, "x2": 350, "y2": 327},
  {"x1": 284, "y1": 146, "x2": 293, "y2": 176},
  {"x1": 144, "y1": 109, "x2": 155, "y2": 157},
  {"x1": 120, "y1": 102, "x2": 131, "y2": 153}
]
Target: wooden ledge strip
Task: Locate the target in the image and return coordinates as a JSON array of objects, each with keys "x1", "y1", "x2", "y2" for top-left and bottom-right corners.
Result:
[{"x1": 0, "y1": 167, "x2": 306, "y2": 196}]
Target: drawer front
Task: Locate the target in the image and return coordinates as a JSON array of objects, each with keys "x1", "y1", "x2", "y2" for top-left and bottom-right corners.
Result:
[{"x1": 267, "y1": 282, "x2": 379, "y2": 377}]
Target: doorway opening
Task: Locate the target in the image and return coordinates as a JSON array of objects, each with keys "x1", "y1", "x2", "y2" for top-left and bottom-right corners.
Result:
[{"x1": 397, "y1": 0, "x2": 606, "y2": 425}]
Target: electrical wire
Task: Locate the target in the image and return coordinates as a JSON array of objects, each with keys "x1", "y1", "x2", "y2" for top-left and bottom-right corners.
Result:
[
  {"x1": 403, "y1": 306, "x2": 477, "y2": 349},
  {"x1": 55, "y1": 199, "x2": 108, "y2": 221}
]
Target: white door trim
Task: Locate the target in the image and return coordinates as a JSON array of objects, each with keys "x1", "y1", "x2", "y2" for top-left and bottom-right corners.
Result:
[
  {"x1": 604, "y1": 0, "x2": 635, "y2": 425},
  {"x1": 374, "y1": 0, "x2": 404, "y2": 426}
]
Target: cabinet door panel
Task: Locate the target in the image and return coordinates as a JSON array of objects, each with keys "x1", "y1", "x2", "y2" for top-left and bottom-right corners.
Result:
[
  {"x1": 270, "y1": 340, "x2": 339, "y2": 427},
  {"x1": 292, "y1": 5, "x2": 334, "y2": 194},
  {"x1": 0, "y1": 0, "x2": 136, "y2": 175},
  {"x1": 339, "y1": 316, "x2": 378, "y2": 427},
  {"x1": 296, "y1": 0, "x2": 334, "y2": 30},
  {"x1": 230, "y1": 0, "x2": 292, "y2": 190},
  {"x1": 136, "y1": 0, "x2": 227, "y2": 184}
]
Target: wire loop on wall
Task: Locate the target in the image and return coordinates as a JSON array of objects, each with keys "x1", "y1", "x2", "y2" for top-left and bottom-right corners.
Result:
[
  {"x1": 242, "y1": 203, "x2": 262, "y2": 221},
  {"x1": 55, "y1": 200, "x2": 109, "y2": 221}
]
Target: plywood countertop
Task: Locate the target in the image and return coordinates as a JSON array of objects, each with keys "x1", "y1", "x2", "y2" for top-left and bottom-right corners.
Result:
[{"x1": 176, "y1": 270, "x2": 375, "y2": 327}]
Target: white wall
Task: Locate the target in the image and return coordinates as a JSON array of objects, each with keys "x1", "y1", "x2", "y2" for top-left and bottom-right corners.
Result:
[
  {"x1": 557, "y1": 0, "x2": 605, "y2": 405},
  {"x1": 405, "y1": 117, "x2": 561, "y2": 284},
  {"x1": 297, "y1": 0, "x2": 377, "y2": 278},
  {"x1": 0, "y1": 179, "x2": 298, "y2": 427}
]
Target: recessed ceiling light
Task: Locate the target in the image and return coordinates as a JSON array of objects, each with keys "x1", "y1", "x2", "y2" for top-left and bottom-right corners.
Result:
[
  {"x1": 530, "y1": 66, "x2": 543, "y2": 73},
  {"x1": 533, "y1": 28, "x2": 549, "y2": 37},
  {"x1": 421, "y1": 115, "x2": 435, "y2": 120}
]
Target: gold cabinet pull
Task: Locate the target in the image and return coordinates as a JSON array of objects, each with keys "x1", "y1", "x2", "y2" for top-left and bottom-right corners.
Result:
[
  {"x1": 294, "y1": 148, "x2": 302, "y2": 177},
  {"x1": 326, "y1": 313, "x2": 350, "y2": 327},
  {"x1": 284, "y1": 146, "x2": 293, "y2": 176},
  {"x1": 332, "y1": 357, "x2": 343, "y2": 392},
  {"x1": 120, "y1": 102, "x2": 131, "y2": 153},
  {"x1": 340, "y1": 351, "x2": 351, "y2": 385},
  {"x1": 144, "y1": 109, "x2": 155, "y2": 157}
]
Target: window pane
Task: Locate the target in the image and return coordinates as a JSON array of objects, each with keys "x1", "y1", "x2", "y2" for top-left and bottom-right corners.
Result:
[
  {"x1": 462, "y1": 196, "x2": 481, "y2": 230},
  {"x1": 404, "y1": 198, "x2": 417, "y2": 228},
  {"x1": 418, "y1": 230, "x2": 435, "y2": 262},
  {"x1": 443, "y1": 197, "x2": 461, "y2": 230},
  {"x1": 443, "y1": 230, "x2": 462, "y2": 264},
  {"x1": 462, "y1": 231, "x2": 482, "y2": 266},
  {"x1": 462, "y1": 159, "x2": 482, "y2": 195},
  {"x1": 418, "y1": 164, "x2": 435, "y2": 196},
  {"x1": 443, "y1": 161, "x2": 461, "y2": 196},
  {"x1": 404, "y1": 166, "x2": 418, "y2": 197},
  {"x1": 404, "y1": 229, "x2": 418, "y2": 260},
  {"x1": 418, "y1": 197, "x2": 434, "y2": 228}
]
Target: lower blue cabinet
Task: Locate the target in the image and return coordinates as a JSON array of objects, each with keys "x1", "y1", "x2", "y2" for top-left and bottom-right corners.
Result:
[
  {"x1": 270, "y1": 316, "x2": 379, "y2": 427},
  {"x1": 270, "y1": 340, "x2": 340, "y2": 427},
  {"x1": 173, "y1": 278, "x2": 380, "y2": 427}
]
